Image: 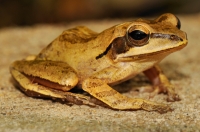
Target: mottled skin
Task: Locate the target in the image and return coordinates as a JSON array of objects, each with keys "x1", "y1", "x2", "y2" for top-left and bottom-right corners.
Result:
[{"x1": 10, "y1": 13, "x2": 187, "y2": 113}]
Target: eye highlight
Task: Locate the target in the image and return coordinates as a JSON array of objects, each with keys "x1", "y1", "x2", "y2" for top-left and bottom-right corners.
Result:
[{"x1": 127, "y1": 25, "x2": 150, "y2": 47}]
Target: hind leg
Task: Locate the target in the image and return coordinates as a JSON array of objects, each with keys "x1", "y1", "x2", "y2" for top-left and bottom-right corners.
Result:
[
  {"x1": 11, "y1": 68, "x2": 97, "y2": 106},
  {"x1": 10, "y1": 60, "x2": 97, "y2": 106}
]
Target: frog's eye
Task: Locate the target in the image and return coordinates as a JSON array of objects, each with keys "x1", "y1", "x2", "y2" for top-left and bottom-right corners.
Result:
[
  {"x1": 129, "y1": 30, "x2": 147, "y2": 40},
  {"x1": 127, "y1": 25, "x2": 150, "y2": 47}
]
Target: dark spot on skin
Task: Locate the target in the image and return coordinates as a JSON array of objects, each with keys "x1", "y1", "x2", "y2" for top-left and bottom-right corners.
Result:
[
  {"x1": 59, "y1": 33, "x2": 96, "y2": 44},
  {"x1": 59, "y1": 27, "x2": 97, "y2": 44},
  {"x1": 157, "y1": 15, "x2": 168, "y2": 22},
  {"x1": 37, "y1": 53, "x2": 45, "y2": 59},
  {"x1": 156, "y1": 14, "x2": 181, "y2": 29},
  {"x1": 110, "y1": 99, "x2": 127, "y2": 107},
  {"x1": 95, "y1": 37, "x2": 129, "y2": 60},
  {"x1": 56, "y1": 51, "x2": 60, "y2": 57},
  {"x1": 112, "y1": 37, "x2": 129, "y2": 54},
  {"x1": 149, "y1": 20, "x2": 156, "y2": 24},
  {"x1": 95, "y1": 90, "x2": 117, "y2": 98},
  {"x1": 96, "y1": 44, "x2": 112, "y2": 59}
]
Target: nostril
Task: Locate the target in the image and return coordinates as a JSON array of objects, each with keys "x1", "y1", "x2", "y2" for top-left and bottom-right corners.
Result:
[
  {"x1": 170, "y1": 35, "x2": 182, "y2": 41},
  {"x1": 170, "y1": 35, "x2": 175, "y2": 40}
]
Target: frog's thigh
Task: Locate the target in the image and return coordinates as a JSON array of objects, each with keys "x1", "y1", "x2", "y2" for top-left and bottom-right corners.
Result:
[
  {"x1": 10, "y1": 60, "x2": 78, "y2": 91},
  {"x1": 11, "y1": 68, "x2": 67, "y2": 98},
  {"x1": 10, "y1": 68, "x2": 96, "y2": 106},
  {"x1": 82, "y1": 78, "x2": 171, "y2": 113},
  {"x1": 143, "y1": 65, "x2": 180, "y2": 101}
]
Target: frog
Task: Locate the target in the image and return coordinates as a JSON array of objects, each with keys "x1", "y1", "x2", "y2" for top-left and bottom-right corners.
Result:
[{"x1": 10, "y1": 13, "x2": 187, "y2": 113}]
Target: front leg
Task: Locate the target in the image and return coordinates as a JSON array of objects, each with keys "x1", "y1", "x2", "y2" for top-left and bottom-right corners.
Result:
[
  {"x1": 143, "y1": 65, "x2": 180, "y2": 102},
  {"x1": 82, "y1": 78, "x2": 172, "y2": 113}
]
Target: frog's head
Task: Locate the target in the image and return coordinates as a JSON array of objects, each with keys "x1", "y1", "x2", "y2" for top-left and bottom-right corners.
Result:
[{"x1": 110, "y1": 13, "x2": 188, "y2": 62}]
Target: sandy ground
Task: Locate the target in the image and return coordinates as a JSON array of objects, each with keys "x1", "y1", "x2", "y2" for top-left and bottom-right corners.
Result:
[{"x1": 0, "y1": 14, "x2": 200, "y2": 132}]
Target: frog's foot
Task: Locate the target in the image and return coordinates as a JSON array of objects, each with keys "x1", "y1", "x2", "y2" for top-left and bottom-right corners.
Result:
[
  {"x1": 138, "y1": 99, "x2": 172, "y2": 113},
  {"x1": 143, "y1": 65, "x2": 180, "y2": 102},
  {"x1": 149, "y1": 84, "x2": 180, "y2": 102},
  {"x1": 159, "y1": 84, "x2": 180, "y2": 102},
  {"x1": 82, "y1": 78, "x2": 172, "y2": 113}
]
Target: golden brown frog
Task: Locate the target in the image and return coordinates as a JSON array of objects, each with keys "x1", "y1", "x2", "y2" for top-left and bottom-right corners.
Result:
[{"x1": 10, "y1": 13, "x2": 187, "y2": 113}]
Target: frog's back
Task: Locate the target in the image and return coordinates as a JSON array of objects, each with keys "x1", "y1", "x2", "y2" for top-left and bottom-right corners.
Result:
[{"x1": 35, "y1": 26, "x2": 99, "y2": 61}]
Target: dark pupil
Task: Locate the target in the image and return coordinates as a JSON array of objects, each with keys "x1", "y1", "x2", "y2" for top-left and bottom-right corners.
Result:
[{"x1": 129, "y1": 30, "x2": 147, "y2": 40}]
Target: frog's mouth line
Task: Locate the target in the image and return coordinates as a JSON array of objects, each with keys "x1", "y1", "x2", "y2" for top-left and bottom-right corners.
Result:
[{"x1": 118, "y1": 43, "x2": 186, "y2": 61}]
